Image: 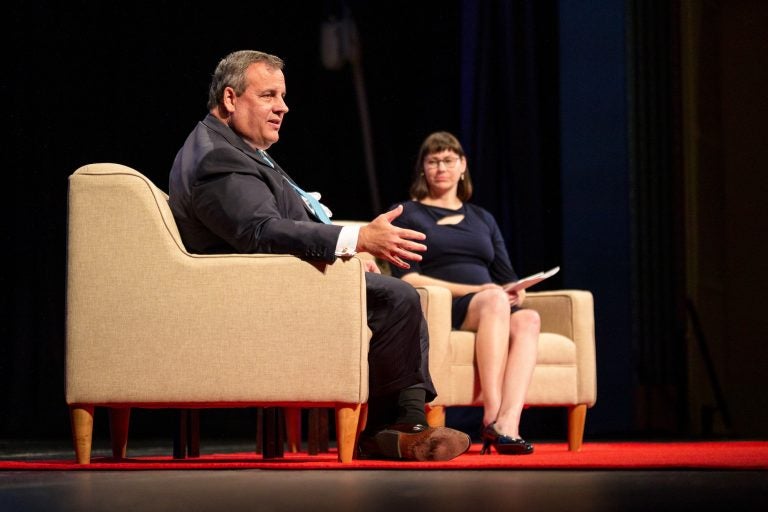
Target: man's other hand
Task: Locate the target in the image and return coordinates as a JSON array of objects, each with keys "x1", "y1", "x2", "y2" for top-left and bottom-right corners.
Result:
[{"x1": 357, "y1": 205, "x2": 427, "y2": 269}]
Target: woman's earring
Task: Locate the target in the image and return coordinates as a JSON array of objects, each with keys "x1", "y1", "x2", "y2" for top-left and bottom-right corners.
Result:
[{"x1": 460, "y1": 174, "x2": 465, "y2": 181}]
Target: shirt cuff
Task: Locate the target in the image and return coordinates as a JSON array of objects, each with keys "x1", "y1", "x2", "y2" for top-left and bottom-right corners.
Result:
[{"x1": 335, "y1": 224, "x2": 359, "y2": 257}]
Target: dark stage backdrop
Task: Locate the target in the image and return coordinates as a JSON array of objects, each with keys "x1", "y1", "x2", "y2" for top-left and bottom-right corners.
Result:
[
  {"x1": 3, "y1": 0, "x2": 637, "y2": 441},
  {"x1": 3, "y1": 0, "x2": 465, "y2": 438}
]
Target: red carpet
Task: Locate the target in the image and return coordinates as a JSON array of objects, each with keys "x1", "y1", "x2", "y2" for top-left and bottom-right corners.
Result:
[{"x1": 3, "y1": 441, "x2": 767, "y2": 470}]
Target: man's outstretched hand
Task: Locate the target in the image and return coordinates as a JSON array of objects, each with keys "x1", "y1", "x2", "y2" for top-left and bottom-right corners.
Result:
[{"x1": 357, "y1": 204, "x2": 426, "y2": 269}]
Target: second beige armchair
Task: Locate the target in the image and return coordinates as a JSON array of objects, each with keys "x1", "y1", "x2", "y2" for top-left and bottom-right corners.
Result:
[{"x1": 416, "y1": 285, "x2": 597, "y2": 451}]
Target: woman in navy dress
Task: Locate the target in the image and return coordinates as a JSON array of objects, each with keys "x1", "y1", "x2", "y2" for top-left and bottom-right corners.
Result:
[{"x1": 390, "y1": 131, "x2": 540, "y2": 455}]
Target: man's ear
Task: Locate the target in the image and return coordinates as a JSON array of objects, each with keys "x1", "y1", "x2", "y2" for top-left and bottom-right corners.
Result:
[{"x1": 221, "y1": 86, "x2": 237, "y2": 113}]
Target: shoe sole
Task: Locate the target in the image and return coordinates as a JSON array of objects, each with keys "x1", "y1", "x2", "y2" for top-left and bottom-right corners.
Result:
[
  {"x1": 359, "y1": 427, "x2": 471, "y2": 462},
  {"x1": 400, "y1": 427, "x2": 471, "y2": 461}
]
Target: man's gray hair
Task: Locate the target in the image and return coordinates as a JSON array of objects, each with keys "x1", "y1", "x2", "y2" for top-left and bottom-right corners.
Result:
[{"x1": 207, "y1": 50, "x2": 285, "y2": 110}]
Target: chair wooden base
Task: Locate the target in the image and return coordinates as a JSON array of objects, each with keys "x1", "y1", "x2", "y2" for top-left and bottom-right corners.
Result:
[
  {"x1": 567, "y1": 404, "x2": 587, "y2": 452},
  {"x1": 307, "y1": 408, "x2": 330, "y2": 454},
  {"x1": 71, "y1": 404, "x2": 364, "y2": 464},
  {"x1": 426, "y1": 404, "x2": 446, "y2": 427},
  {"x1": 425, "y1": 404, "x2": 588, "y2": 452}
]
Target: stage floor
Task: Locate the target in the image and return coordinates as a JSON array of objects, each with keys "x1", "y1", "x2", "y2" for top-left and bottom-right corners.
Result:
[{"x1": 1, "y1": 438, "x2": 767, "y2": 511}]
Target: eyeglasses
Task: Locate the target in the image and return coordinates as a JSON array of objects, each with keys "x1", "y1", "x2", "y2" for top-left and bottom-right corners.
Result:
[{"x1": 424, "y1": 156, "x2": 460, "y2": 169}]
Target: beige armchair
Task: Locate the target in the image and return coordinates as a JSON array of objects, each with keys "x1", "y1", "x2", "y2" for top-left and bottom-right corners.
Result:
[
  {"x1": 416, "y1": 285, "x2": 597, "y2": 451},
  {"x1": 66, "y1": 163, "x2": 370, "y2": 463}
]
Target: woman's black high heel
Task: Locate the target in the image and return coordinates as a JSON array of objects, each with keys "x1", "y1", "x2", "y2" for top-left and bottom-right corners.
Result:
[{"x1": 480, "y1": 422, "x2": 534, "y2": 455}]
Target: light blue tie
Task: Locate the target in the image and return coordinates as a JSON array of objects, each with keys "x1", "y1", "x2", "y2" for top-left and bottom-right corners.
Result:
[
  {"x1": 259, "y1": 150, "x2": 331, "y2": 224},
  {"x1": 259, "y1": 150, "x2": 276, "y2": 168},
  {"x1": 289, "y1": 183, "x2": 332, "y2": 224}
]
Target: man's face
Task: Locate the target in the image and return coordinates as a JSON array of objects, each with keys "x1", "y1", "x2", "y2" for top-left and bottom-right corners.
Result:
[{"x1": 225, "y1": 61, "x2": 289, "y2": 150}]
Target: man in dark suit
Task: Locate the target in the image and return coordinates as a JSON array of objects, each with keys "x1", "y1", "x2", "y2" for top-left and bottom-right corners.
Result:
[{"x1": 169, "y1": 50, "x2": 470, "y2": 461}]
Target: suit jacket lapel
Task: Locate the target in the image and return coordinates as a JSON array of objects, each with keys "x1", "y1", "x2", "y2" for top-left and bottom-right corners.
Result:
[
  {"x1": 202, "y1": 114, "x2": 277, "y2": 171},
  {"x1": 201, "y1": 114, "x2": 318, "y2": 220}
]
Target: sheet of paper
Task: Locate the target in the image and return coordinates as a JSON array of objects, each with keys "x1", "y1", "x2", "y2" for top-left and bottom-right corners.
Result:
[{"x1": 503, "y1": 266, "x2": 560, "y2": 292}]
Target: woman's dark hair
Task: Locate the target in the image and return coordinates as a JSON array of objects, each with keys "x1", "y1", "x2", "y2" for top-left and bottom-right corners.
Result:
[{"x1": 409, "y1": 131, "x2": 473, "y2": 201}]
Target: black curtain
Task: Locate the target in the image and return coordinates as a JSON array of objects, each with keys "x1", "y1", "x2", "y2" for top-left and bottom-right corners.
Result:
[
  {"x1": 627, "y1": 0, "x2": 688, "y2": 434},
  {"x1": 0, "y1": 0, "x2": 465, "y2": 439},
  {"x1": 446, "y1": 0, "x2": 564, "y2": 436},
  {"x1": 458, "y1": 0, "x2": 561, "y2": 277}
]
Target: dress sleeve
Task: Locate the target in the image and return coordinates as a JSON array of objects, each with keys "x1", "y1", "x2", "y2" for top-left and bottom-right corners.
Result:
[{"x1": 483, "y1": 209, "x2": 518, "y2": 283}]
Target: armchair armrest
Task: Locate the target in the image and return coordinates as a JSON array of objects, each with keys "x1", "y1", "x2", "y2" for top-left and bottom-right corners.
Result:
[
  {"x1": 66, "y1": 253, "x2": 370, "y2": 405},
  {"x1": 524, "y1": 289, "x2": 597, "y2": 405},
  {"x1": 414, "y1": 285, "x2": 454, "y2": 396}
]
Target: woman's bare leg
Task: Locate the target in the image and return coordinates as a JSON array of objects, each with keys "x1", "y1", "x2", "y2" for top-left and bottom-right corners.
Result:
[
  {"x1": 461, "y1": 289, "x2": 512, "y2": 428},
  {"x1": 493, "y1": 309, "x2": 540, "y2": 438}
]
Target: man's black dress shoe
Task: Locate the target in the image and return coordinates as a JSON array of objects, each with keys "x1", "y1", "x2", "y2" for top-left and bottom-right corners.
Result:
[
  {"x1": 358, "y1": 423, "x2": 471, "y2": 461},
  {"x1": 480, "y1": 423, "x2": 534, "y2": 455}
]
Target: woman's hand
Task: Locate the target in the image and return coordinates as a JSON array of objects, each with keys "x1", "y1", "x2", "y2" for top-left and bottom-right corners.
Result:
[
  {"x1": 478, "y1": 283, "x2": 524, "y2": 306},
  {"x1": 362, "y1": 259, "x2": 381, "y2": 274},
  {"x1": 506, "y1": 288, "x2": 526, "y2": 307}
]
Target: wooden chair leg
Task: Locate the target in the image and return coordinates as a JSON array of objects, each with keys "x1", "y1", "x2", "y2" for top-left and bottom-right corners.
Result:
[
  {"x1": 285, "y1": 407, "x2": 302, "y2": 453},
  {"x1": 307, "y1": 408, "x2": 331, "y2": 455},
  {"x1": 567, "y1": 404, "x2": 587, "y2": 451},
  {"x1": 307, "y1": 408, "x2": 320, "y2": 455},
  {"x1": 262, "y1": 407, "x2": 285, "y2": 459},
  {"x1": 108, "y1": 407, "x2": 130, "y2": 459},
  {"x1": 255, "y1": 407, "x2": 263, "y2": 454},
  {"x1": 426, "y1": 404, "x2": 446, "y2": 427},
  {"x1": 173, "y1": 409, "x2": 189, "y2": 459},
  {"x1": 173, "y1": 409, "x2": 201, "y2": 459},
  {"x1": 188, "y1": 409, "x2": 200, "y2": 458},
  {"x1": 359, "y1": 403, "x2": 368, "y2": 433},
  {"x1": 318, "y1": 409, "x2": 329, "y2": 453},
  {"x1": 70, "y1": 405, "x2": 94, "y2": 464},
  {"x1": 335, "y1": 404, "x2": 362, "y2": 463}
]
